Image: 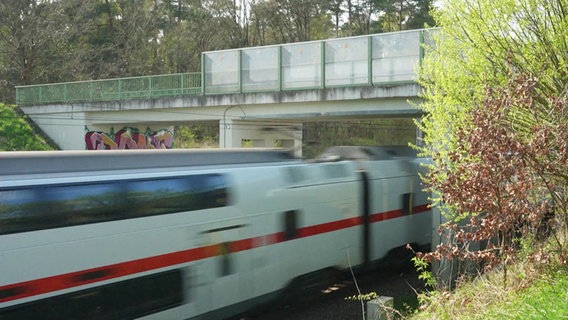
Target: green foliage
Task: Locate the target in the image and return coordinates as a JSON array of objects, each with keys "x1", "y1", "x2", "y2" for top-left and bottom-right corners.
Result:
[
  {"x1": 374, "y1": 0, "x2": 436, "y2": 32},
  {"x1": 345, "y1": 292, "x2": 378, "y2": 301},
  {"x1": 417, "y1": 0, "x2": 568, "y2": 281},
  {"x1": 496, "y1": 272, "x2": 568, "y2": 319},
  {"x1": 419, "y1": 0, "x2": 568, "y2": 190},
  {"x1": 0, "y1": 104, "x2": 54, "y2": 151},
  {"x1": 174, "y1": 124, "x2": 219, "y2": 149},
  {"x1": 412, "y1": 256, "x2": 436, "y2": 289},
  {"x1": 422, "y1": 1, "x2": 536, "y2": 152},
  {"x1": 412, "y1": 255, "x2": 568, "y2": 320}
]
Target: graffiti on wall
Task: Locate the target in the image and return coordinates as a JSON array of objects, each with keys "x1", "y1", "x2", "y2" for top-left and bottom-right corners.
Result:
[{"x1": 85, "y1": 127, "x2": 174, "y2": 150}]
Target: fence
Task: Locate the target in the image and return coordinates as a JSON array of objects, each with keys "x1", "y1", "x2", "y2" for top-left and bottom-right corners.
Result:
[{"x1": 16, "y1": 73, "x2": 201, "y2": 106}]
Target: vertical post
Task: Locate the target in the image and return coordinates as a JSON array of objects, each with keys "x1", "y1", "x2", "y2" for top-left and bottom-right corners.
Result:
[
  {"x1": 415, "y1": 117, "x2": 423, "y2": 147},
  {"x1": 367, "y1": 296, "x2": 394, "y2": 320},
  {"x1": 419, "y1": 30, "x2": 425, "y2": 64},
  {"x1": 431, "y1": 203, "x2": 455, "y2": 289},
  {"x1": 418, "y1": 29, "x2": 427, "y2": 83},
  {"x1": 278, "y1": 45, "x2": 283, "y2": 92},
  {"x1": 238, "y1": 50, "x2": 243, "y2": 94},
  {"x1": 201, "y1": 53, "x2": 205, "y2": 95},
  {"x1": 321, "y1": 41, "x2": 326, "y2": 89},
  {"x1": 368, "y1": 35, "x2": 373, "y2": 86}
]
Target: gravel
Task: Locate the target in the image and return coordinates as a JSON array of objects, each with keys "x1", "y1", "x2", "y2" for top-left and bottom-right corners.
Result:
[{"x1": 235, "y1": 267, "x2": 426, "y2": 320}]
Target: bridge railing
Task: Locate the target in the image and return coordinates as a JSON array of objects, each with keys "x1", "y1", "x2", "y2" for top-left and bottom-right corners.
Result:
[
  {"x1": 16, "y1": 73, "x2": 201, "y2": 106},
  {"x1": 16, "y1": 28, "x2": 436, "y2": 106}
]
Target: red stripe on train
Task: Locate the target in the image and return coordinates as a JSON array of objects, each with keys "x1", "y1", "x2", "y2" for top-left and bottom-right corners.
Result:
[{"x1": 0, "y1": 204, "x2": 430, "y2": 304}]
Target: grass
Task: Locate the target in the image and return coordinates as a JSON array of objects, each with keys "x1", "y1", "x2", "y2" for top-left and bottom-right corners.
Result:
[
  {"x1": 409, "y1": 254, "x2": 568, "y2": 320},
  {"x1": 479, "y1": 271, "x2": 568, "y2": 319},
  {"x1": 0, "y1": 103, "x2": 54, "y2": 151}
]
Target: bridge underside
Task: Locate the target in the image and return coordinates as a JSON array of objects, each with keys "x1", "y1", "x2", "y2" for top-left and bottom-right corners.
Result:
[{"x1": 19, "y1": 84, "x2": 422, "y2": 156}]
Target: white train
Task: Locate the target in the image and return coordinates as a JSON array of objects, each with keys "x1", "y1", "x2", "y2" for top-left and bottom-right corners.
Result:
[{"x1": 0, "y1": 147, "x2": 432, "y2": 319}]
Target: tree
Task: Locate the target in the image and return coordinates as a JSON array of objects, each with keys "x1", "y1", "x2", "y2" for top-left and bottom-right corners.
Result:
[
  {"x1": 156, "y1": 0, "x2": 204, "y2": 73},
  {"x1": 336, "y1": 0, "x2": 372, "y2": 35},
  {"x1": 249, "y1": 0, "x2": 331, "y2": 45},
  {"x1": 374, "y1": 0, "x2": 435, "y2": 32},
  {"x1": 113, "y1": 0, "x2": 163, "y2": 75},
  {"x1": 205, "y1": 0, "x2": 251, "y2": 48},
  {"x1": 324, "y1": 0, "x2": 436, "y2": 36},
  {"x1": 65, "y1": 0, "x2": 124, "y2": 79},
  {"x1": 0, "y1": 0, "x2": 71, "y2": 100},
  {"x1": 325, "y1": 0, "x2": 345, "y2": 37},
  {"x1": 405, "y1": 0, "x2": 435, "y2": 29},
  {"x1": 417, "y1": 0, "x2": 568, "y2": 283}
]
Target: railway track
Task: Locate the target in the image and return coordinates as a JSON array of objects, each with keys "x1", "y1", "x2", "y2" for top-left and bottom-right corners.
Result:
[{"x1": 235, "y1": 267, "x2": 425, "y2": 320}]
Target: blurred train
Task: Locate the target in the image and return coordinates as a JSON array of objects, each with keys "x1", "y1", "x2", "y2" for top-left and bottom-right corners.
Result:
[{"x1": 0, "y1": 147, "x2": 432, "y2": 319}]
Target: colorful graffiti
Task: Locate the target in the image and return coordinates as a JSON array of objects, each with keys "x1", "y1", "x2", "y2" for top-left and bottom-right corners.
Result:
[{"x1": 85, "y1": 127, "x2": 174, "y2": 150}]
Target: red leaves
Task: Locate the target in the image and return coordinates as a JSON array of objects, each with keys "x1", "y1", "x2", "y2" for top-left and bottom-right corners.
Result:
[{"x1": 422, "y1": 73, "x2": 567, "y2": 273}]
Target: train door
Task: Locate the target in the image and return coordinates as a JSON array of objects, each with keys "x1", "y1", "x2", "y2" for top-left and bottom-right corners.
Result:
[
  {"x1": 359, "y1": 170, "x2": 371, "y2": 268},
  {"x1": 203, "y1": 220, "x2": 251, "y2": 316}
]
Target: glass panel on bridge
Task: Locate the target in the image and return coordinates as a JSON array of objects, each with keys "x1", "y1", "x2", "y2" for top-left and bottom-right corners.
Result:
[
  {"x1": 241, "y1": 46, "x2": 279, "y2": 92},
  {"x1": 325, "y1": 37, "x2": 369, "y2": 87},
  {"x1": 204, "y1": 51, "x2": 240, "y2": 94},
  {"x1": 281, "y1": 42, "x2": 322, "y2": 90},
  {"x1": 422, "y1": 28, "x2": 438, "y2": 54},
  {"x1": 372, "y1": 31, "x2": 420, "y2": 83}
]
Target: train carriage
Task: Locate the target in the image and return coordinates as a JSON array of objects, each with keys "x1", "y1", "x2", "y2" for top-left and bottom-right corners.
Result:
[{"x1": 0, "y1": 147, "x2": 431, "y2": 319}]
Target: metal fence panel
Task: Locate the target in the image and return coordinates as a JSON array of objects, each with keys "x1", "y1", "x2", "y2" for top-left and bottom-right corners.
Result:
[
  {"x1": 372, "y1": 31, "x2": 420, "y2": 83},
  {"x1": 241, "y1": 46, "x2": 279, "y2": 92},
  {"x1": 203, "y1": 51, "x2": 239, "y2": 95},
  {"x1": 16, "y1": 73, "x2": 201, "y2": 105},
  {"x1": 281, "y1": 42, "x2": 322, "y2": 90},
  {"x1": 325, "y1": 37, "x2": 369, "y2": 87}
]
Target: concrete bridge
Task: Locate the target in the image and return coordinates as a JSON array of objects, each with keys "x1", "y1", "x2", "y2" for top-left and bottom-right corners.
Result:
[{"x1": 16, "y1": 29, "x2": 434, "y2": 155}]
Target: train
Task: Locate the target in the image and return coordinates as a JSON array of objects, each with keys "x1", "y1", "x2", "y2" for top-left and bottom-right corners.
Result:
[{"x1": 0, "y1": 146, "x2": 432, "y2": 319}]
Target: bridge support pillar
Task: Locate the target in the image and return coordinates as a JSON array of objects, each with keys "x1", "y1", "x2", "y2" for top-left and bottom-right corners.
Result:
[{"x1": 219, "y1": 119, "x2": 303, "y2": 157}]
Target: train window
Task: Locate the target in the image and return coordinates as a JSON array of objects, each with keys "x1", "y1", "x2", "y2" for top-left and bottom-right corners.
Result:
[
  {"x1": 0, "y1": 174, "x2": 230, "y2": 235},
  {"x1": 402, "y1": 193, "x2": 413, "y2": 215},
  {"x1": 49, "y1": 182, "x2": 127, "y2": 223},
  {"x1": 0, "y1": 189, "x2": 45, "y2": 234},
  {"x1": 283, "y1": 210, "x2": 299, "y2": 240},
  {"x1": 127, "y1": 175, "x2": 229, "y2": 217},
  {"x1": 0, "y1": 269, "x2": 183, "y2": 320}
]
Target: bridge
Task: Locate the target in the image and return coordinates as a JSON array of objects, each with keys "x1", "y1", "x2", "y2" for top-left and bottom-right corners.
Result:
[{"x1": 16, "y1": 29, "x2": 434, "y2": 154}]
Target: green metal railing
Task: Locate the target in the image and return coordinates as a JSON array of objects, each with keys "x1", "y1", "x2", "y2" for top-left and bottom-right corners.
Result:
[{"x1": 16, "y1": 73, "x2": 201, "y2": 106}]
